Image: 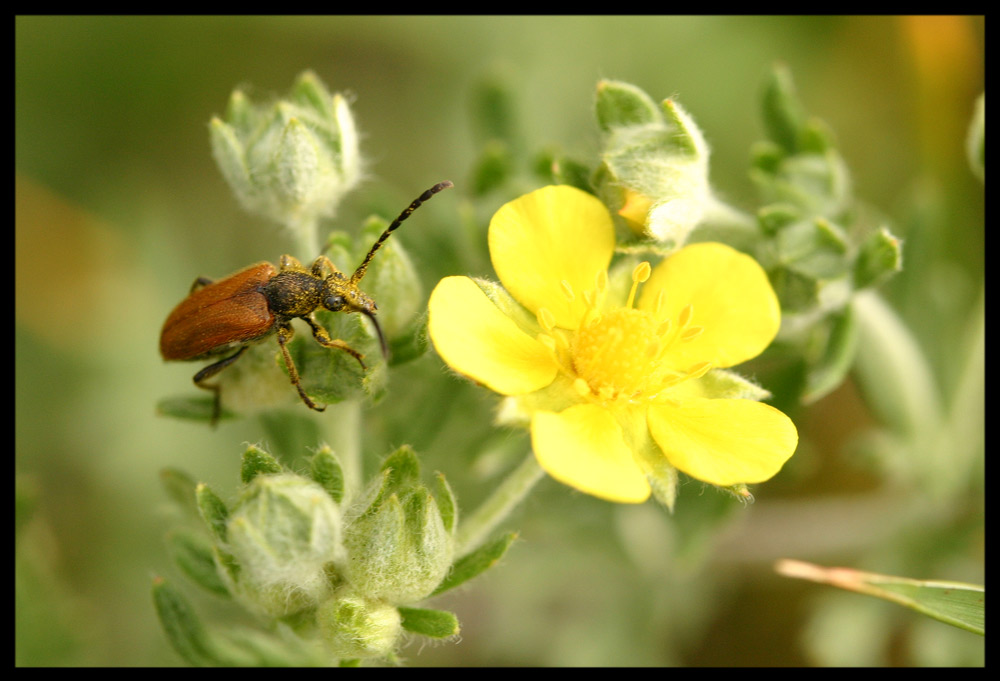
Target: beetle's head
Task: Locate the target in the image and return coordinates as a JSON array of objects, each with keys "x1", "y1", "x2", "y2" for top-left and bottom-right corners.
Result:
[{"x1": 322, "y1": 282, "x2": 387, "y2": 358}]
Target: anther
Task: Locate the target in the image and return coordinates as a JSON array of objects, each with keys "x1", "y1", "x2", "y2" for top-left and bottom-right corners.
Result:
[
  {"x1": 538, "y1": 307, "x2": 556, "y2": 331},
  {"x1": 680, "y1": 326, "x2": 704, "y2": 341},
  {"x1": 678, "y1": 303, "x2": 694, "y2": 328}
]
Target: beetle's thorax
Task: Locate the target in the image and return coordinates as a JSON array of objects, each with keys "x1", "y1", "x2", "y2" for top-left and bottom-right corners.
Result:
[{"x1": 262, "y1": 270, "x2": 327, "y2": 318}]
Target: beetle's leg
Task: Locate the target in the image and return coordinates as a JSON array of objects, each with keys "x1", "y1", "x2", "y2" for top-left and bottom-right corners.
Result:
[
  {"x1": 302, "y1": 315, "x2": 366, "y2": 370},
  {"x1": 275, "y1": 323, "x2": 325, "y2": 412},
  {"x1": 310, "y1": 255, "x2": 344, "y2": 279},
  {"x1": 189, "y1": 276, "x2": 214, "y2": 294},
  {"x1": 192, "y1": 346, "x2": 248, "y2": 426},
  {"x1": 278, "y1": 254, "x2": 306, "y2": 272}
]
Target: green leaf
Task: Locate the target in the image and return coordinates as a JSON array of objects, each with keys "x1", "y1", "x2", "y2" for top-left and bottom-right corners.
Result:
[
  {"x1": 152, "y1": 577, "x2": 220, "y2": 666},
  {"x1": 547, "y1": 155, "x2": 593, "y2": 193},
  {"x1": 803, "y1": 306, "x2": 859, "y2": 404},
  {"x1": 699, "y1": 368, "x2": 772, "y2": 401},
  {"x1": 642, "y1": 452, "x2": 679, "y2": 513},
  {"x1": 310, "y1": 446, "x2": 345, "y2": 503},
  {"x1": 757, "y1": 203, "x2": 801, "y2": 236},
  {"x1": 776, "y1": 559, "x2": 984, "y2": 635},
  {"x1": 153, "y1": 578, "x2": 324, "y2": 666},
  {"x1": 434, "y1": 472, "x2": 457, "y2": 534},
  {"x1": 852, "y1": 291, "x2": 943, "y2": 440},
  {"x1": 240, "y1": 444, "x2": 283, "y2": 484},
  {"x1": 211, "y1": 624, "x2": 327, "y2": 666},
  {"x1": 472, "y1": 73, "x2": 521, "y2": 147},
  {"x1": 156, "y1": 396, "x2": 233, "y2": 424},
  {"x1": 761, "y1": 63, "x2": 807, "y2": 154},
  {"x1": 387, "y1": 313, "x2": 430, "y2": 367},
  {"x1": 159, "y1": 467, "x2": 199, "y2": 517},
  {"x1": 291, "y1": 70, "x2": 335, "y2": 121},
  {"x1": 380, "y1": 445, "x2": 422, "y2": 491},
  {"x1": 853, "y1": 226, "x2": 903, "y2": 290},
  {"x1": 769, "y1": 265, "x2": 820, "y2": 312},
  {"x1": 398, "y1": 607, "x2": 460, "y2": 638},
  {"x1": 595, "y1": 79, "x2": 661, "y2": 131},
  {"x1": 196, "y1": 483, "x2": 229, "y2": 543},
  {"x1": 471, "y1": 140, "x2": 514, "y2": 195},
  {"x1": 166, "y1": 530, "x2": 230, "y2": 598},
  {"x1": 432, "y1": 531, "x2": 517, "y2": 596}
]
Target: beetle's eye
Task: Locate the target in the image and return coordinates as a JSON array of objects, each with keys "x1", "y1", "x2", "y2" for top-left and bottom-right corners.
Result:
[{"x1": 325, "y1": 295, "x2": 346, "y2": 311}]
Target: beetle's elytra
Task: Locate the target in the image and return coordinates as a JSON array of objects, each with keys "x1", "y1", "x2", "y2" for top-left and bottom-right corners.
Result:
[{"x1": 160, "y1": 181, "x2": 453, "y2": 425}]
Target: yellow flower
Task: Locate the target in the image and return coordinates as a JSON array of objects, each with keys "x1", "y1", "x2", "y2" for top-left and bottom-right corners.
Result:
[{"x1": 428, "y1": 185, "x2": 797, "y2": 504}]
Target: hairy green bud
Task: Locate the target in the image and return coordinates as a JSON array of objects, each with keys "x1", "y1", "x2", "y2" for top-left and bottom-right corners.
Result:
[
  {"x1": 210, "y1": 71, "x2": 362, "y2": 233},
  {"x1": 316, "y1": 591, "x2": 402, "y2": 660},
  {"x1": 223, "y1": 473, "x2": 343, "y2": 617},
  {"x1": 342, "y1": 448, "x2": 454, "y2": 604}
]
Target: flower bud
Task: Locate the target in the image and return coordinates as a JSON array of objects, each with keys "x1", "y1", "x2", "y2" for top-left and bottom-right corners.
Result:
[
  {"x1": 223, "y1": 473, "x2": 343, "y2": 617},
  {"x1": 316, "y1": 591, "x2": 402, "y2": 660},
  {"x1": 595, "y1": 82, "x2": 712, "y2": 245},
  {"x1": 342, "y1": 448, "x2": 453, "y2": 604},
  {"x1": 210, "y1": 71, "x2": 362, "y2": 232},
  {"x1": 353, "y1": 215, "x2": 424, "y2": 340}
]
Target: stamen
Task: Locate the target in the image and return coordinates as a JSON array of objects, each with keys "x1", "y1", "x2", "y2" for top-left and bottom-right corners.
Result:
[
  {"x1": 573, "y1": 378, "x2": 591, "y2": 397},
  {"x1": 560, "y1": 279, "x2": 575, "y2": 302},
  {"x1": 678, "y1": 303, "x2": 694, "y2": 328},
  {"x1": 655, "y1": 289, "x2": 667, "y2": 319},
  {"x1": 633, "y1": 261, "x2": 651, "y2": 282},
  {"x1": 538, "y1": 307, "x2": 556, "y2": 331},
  {"x1": 687, "y1": 361, "x2": 713, "y2": 379},
  {"x1": 626, "y1": 261, "x2": 651, "y2": 309},
  {"x1": 595, "y1": 269, "x2": 608, "y2": 294},
  {"x1": 680, "y1": 325, "x2": 704, "y2": 341},
  {"x1": 582, "y1": 309, "x2": 602, "y2": 327}
]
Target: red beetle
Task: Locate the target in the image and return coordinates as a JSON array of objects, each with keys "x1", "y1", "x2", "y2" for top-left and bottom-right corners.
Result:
[{"x1": 160, "y1": 181, "x2": 452, "y2": 424}]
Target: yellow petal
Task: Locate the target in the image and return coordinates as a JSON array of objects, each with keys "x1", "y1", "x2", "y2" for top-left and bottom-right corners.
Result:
[
  {"x1": 647, "y1": 398, "x2": 798, "y2": 486},
  {"x1": 428, "y1": 276, "x2": 558, "y2": 395},
  {"x1": 532, "y1": 404, "x2": 651, "y2": 503},
  {"x1": 489, "y1": 185, "x2": 614, "y2": 329},
  {"x1": 618, "y1": 188, "x2": 654, "y2": 234},
  {"x1": 638, "y1": 242, "x2": 780, "y2": 369}
]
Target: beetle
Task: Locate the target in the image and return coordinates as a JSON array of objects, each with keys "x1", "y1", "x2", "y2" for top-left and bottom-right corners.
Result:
[{"x1": 160, "y1": 181, "x2": 453, "y2": 425}]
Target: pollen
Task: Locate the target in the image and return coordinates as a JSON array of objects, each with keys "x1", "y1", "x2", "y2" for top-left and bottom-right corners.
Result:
[
  {"x1": 568, "y1": 262, "x2": 712, "y2": 404},
  {"x1": 572, "y1": 308, "x2": 664, "y2": 401}
]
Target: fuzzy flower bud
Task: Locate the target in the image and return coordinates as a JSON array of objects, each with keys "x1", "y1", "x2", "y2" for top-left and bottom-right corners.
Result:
[
  {"x1": 350, "y1": 215, "x2": 425, "y2": 341},
  {"x1": 594, "y1": 80, "x2": 712, "y2": 245},
  {"x1": 223, "y1": 473, "x2": 343, "y2": 617},
  {"x1": 210, "y1": 70, "x2": 362, "y2": 232},
  {"x1": 342, "y1": 447, "x2": 453, "y2": 604},
  {"x1": 316, "y1": 591, "x2": 402, "y2": 660}
]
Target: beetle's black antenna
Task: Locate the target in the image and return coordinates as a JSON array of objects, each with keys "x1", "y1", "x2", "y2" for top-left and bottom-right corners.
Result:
[
  {"x1": 350, "y1": 181, "x2": 453, "y2": 284},
  {"x1": 361, "y1": 309, "x2": 389, "y2": 358}
]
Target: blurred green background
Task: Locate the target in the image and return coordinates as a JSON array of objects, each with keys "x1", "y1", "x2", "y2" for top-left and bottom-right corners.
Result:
[{"x1": 16, "y1": 16, "x2": 983, "y2": 666}]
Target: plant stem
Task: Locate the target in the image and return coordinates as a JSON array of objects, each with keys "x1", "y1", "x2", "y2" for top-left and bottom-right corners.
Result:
[
  {"x1": 455, "y1": 453, "x2": 545, "y2": 557},
  {"x1": 321, "y1": 399, "x2": 363, "y2": 499}
]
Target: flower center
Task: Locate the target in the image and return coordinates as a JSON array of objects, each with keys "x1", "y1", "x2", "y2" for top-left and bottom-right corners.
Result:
[
  {"x1": 572, "y1": 307, "x2": 665, "y2": 401},
  {"x1": 537, "y1": 262, "x2": 713, "y2": 405}
]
